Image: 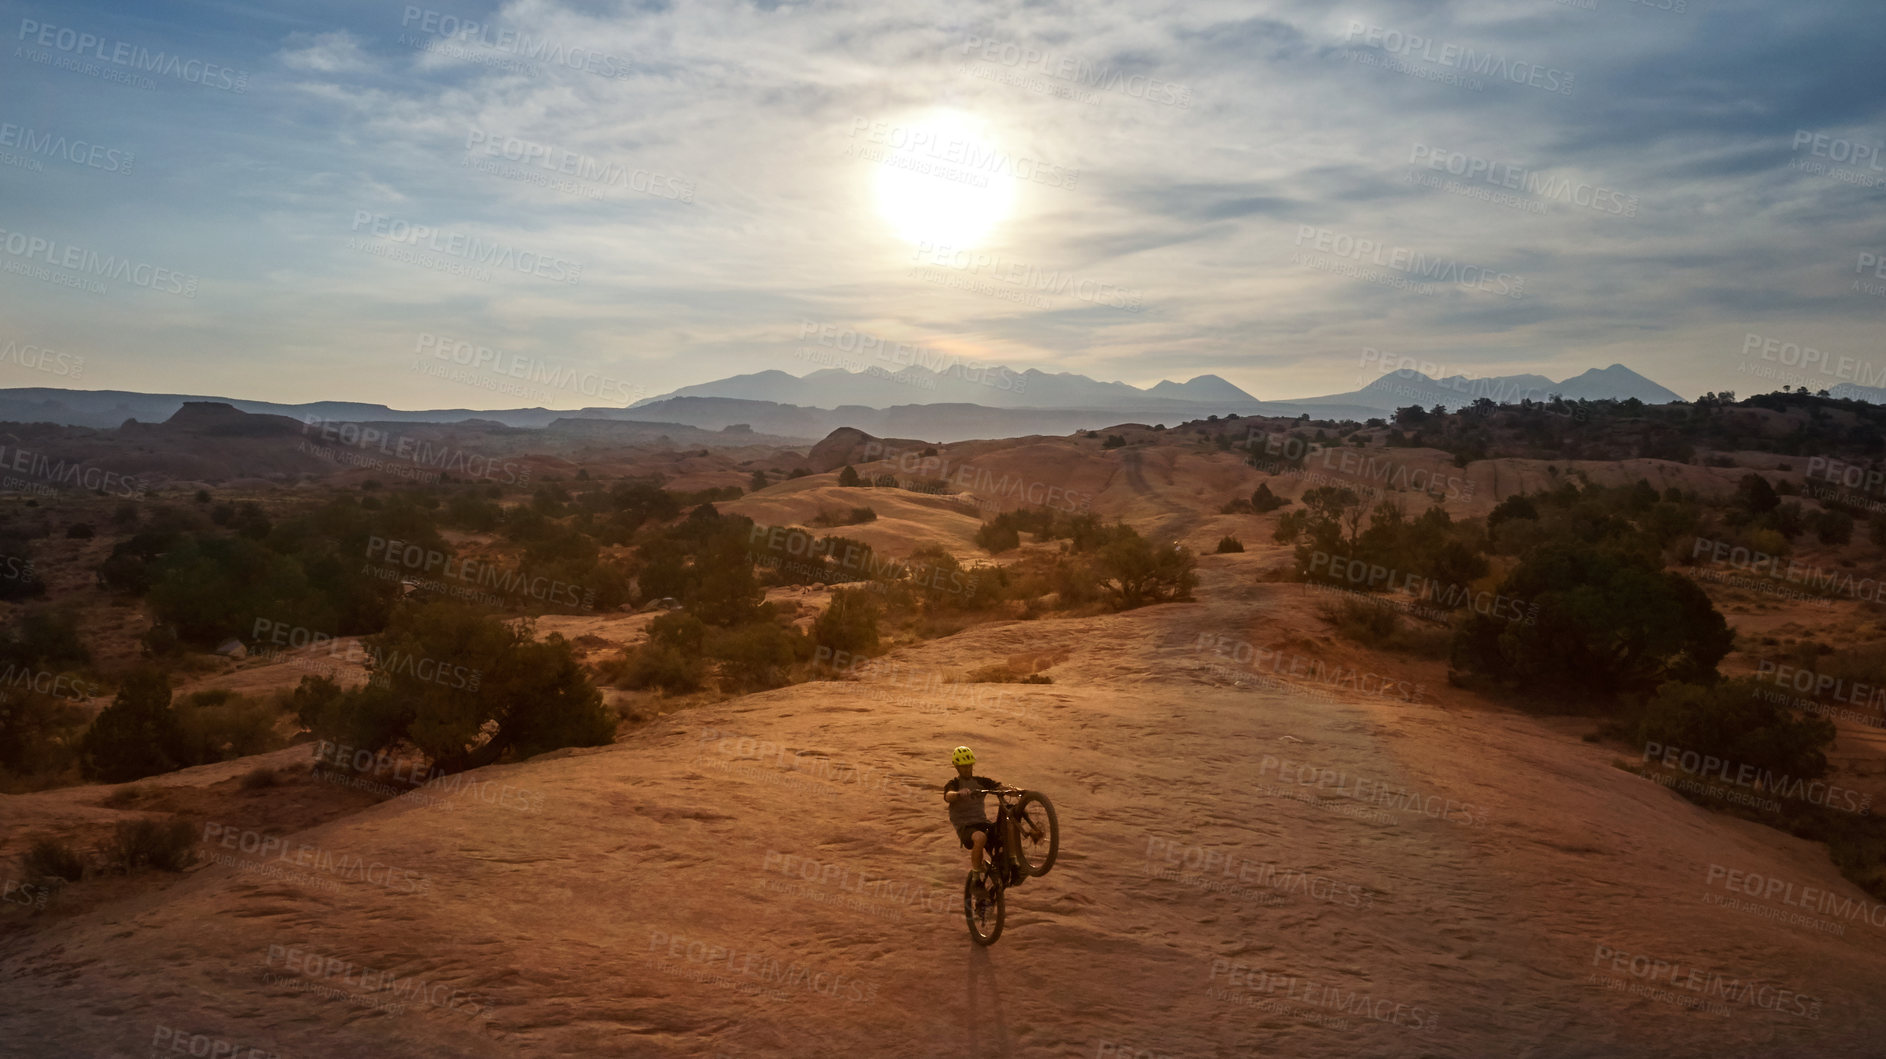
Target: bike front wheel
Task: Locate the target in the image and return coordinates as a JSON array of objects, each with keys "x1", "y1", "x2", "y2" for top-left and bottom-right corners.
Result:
[
  {"x1": 964, "y1": 870, "x2": 1005, "y2": 946},
  {"x1": 1012, "y1": 791, "x2": 1060, "y2": 877}
]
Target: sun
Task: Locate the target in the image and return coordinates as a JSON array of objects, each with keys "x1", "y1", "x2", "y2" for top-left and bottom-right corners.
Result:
[{"x1": 871, "y1": 109, "x2": 1017, "y2": 249}]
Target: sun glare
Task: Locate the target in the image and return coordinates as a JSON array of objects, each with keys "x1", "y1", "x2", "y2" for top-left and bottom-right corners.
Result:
[{"x1": 872, "y1": 109, "x2": 1017, "y2": 249}]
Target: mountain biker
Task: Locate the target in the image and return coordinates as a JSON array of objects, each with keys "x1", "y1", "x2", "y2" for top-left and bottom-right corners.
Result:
[{"x1": 943, "y1": 746, "x2": 1003, "y2": 880}]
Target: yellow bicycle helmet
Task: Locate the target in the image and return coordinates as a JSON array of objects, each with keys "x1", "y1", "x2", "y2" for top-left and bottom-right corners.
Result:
[{"x1": 952, "y1": 745, "x2": 976, "y2": 766}]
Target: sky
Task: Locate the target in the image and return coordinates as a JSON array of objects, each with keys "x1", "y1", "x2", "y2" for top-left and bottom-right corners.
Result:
[{"x1": 0, "y1": 0, "x2": 1883, "y2": 411}]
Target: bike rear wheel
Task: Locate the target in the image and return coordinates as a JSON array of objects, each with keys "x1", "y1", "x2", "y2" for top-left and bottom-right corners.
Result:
[
  {"x1": 964, "y1": 870, "x2": 1005, "y2": 946},
  {"x1": 1012, "y1": 791, "x2": 1060, "y2": 877}
]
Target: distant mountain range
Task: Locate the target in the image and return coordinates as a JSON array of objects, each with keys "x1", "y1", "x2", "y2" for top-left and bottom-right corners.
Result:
[
  {"x1": 0, "y1": 363, "x2": 1695, "y2": 444},
  {"x1": 631, "y1": 365, "x2": 1262, "y2": 412},
  {"x1": 1294, "y1": 363, "x2": 1686, "y2": 413}
]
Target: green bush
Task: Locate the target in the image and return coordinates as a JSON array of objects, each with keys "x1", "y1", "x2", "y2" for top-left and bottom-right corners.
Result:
[
  {"x1": 302, "y1": 602, "x2": 614, "y2": 773},
  {"x1": 975, "y1": 522, "x2": 1021, "y2": 554},
  {"x1": 1093, "y1": 527, "x2": 1196, "y2": 610},
  {"x1": 109, "y1": 818, "x2": 197, "y2": 873},
  {"x1": 814, "y1": 588, "x2": 881, "y2": 654},
  {"x1": 707, "y1": 622, "x2": 805, "y2": 692},
  {"x1": 619, "y1": 643, "x2": 705, "y2": 694},
  {"x1": 1452, "y1": 543, "x2": 1732, "y2": 704},
  {"x1": 1636, "y1": 679, "x2": 1834, "y2": 780},
  {"x1": 168, "y1": 690, "x2": 285, "y2": 766},
  {"x1": 79, "y1": 671, "x2": 182, "y2": 783},
  {"x1": 21, "y1": 836, "x2": 86, "y2": 882}
]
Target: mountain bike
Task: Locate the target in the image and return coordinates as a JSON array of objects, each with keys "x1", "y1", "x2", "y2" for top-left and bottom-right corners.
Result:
[{"x1": 964, "y1": 787, "x2": 1059, "y2": 946}]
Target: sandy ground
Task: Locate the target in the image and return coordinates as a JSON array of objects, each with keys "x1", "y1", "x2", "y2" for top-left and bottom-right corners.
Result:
[{"x1": 4, "y1": 556, "x2": 1883, "y2": 1058}]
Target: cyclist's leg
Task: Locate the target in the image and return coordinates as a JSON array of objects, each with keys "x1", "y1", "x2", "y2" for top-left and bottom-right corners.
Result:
[{"x1": 969, "y1": 827, "x2": 987, "y2": 873}]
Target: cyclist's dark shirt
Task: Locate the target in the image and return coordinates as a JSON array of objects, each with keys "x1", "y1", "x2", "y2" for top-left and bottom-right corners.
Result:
[{"x1": 945, "y1": 774, "x2": 1001, "y2": 829}]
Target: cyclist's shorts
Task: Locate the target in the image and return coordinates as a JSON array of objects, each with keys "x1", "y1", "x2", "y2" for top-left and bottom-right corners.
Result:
[{"x1": 956, "y1": 822, "x2": 993, "y2": 849}]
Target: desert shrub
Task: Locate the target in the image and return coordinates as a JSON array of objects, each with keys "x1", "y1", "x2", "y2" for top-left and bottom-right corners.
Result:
[
  {"x1": 0, "y1": 690, "x2": 88, "y2": 781},
  {"x1": 707, "y1": 622, "x2": 806, "y2": 692},
  {"x1": 1093, "y1": 527, "x2": 1196, "y2": 610},
  {"x1": 1215, "y1": 536, "x2": 1244, "y2": 554},
  {"x1": 1452, "y1": 544, "x2": 1732, "y2": 704},
  {"x1": 168, "y1": 690, "x2": 285, "y2": 766},
  {"x1": 1251, "y1": 483, "x2": 1288, "y2": 513},
  {"x1": 302, "y1": 602, "x2": 613, "y2": 773},
  {"x1": 814, "y1": 588, "x2": 881, "y2": 654},
  {"x1": 238, "y1": 766, "x2": 281, "y2": 790},
  {"x1": 21, "y1": 836, "x2": 86, "y2": 882},
  {"x1": 1636, "y1": 680, "x2": 1835, "y2": 780},
  {"x1": 837, "y1": 466, "x2": 862, "y2": 487},
  {"x1": 79, "y1": 671, "x2": 182, "y2": 783},
  {"x1": 1815, "y1": 509, "x2": 1854, "y2": 545},
  {"x1": 1320, "y1": 597, "x2": 1399, "y2": 647},
  {"x1": 65, "y1": 523, "x2": 94, "y2": 539},
  {"x1": 976, "y1": 522, "x2": 1021, "y2": 554},
  {"x1": 109, "y1": 818, "x2": 197, "y2": 873},
  {"x1": 1103, "y1": 435, "x2": 1127, "y2": 449},
  {"x1": 618, "y1": 643, "x2": 705, "y2": 694}
]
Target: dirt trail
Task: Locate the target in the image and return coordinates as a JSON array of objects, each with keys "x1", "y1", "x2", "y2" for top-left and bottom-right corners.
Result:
[{"x1": 4, "y1": 561, "x2": 1882, "y2": 1057}]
